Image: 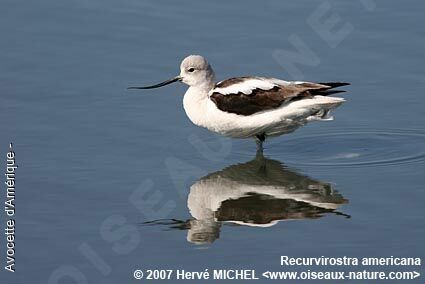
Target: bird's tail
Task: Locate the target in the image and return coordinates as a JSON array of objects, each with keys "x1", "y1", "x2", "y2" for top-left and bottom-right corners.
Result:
[
  {"x1": 319, "y1": 82, "x2": 350, "y2": 88},
  {"x1": 312, "y1": 82, "x2": 350, "y2": 96}
]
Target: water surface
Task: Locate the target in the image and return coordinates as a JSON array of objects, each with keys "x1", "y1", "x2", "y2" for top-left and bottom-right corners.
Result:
[{"x1": 0, "y1": 0, "x2": 424, "y2": 283}]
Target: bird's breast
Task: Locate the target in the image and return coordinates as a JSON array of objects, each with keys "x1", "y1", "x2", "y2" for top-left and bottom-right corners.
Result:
[{"x1": 182, "y1": 88, "x2": 210, "y2": 128}]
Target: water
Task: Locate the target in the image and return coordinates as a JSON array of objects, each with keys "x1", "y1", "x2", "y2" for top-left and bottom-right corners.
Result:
[{"x1": 1, "y1": 0, "x2": 424, "y2": 283}]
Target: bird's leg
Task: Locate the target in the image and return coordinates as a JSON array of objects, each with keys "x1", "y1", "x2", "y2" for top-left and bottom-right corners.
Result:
[
  {"x1": 255, "y1": 139, "x2": 263, "y2": 152},
  {"x1": 255, "y1": 138, "x2": 267, "y2": 175},
  {"x1": 255, "y1": 133, "x2": 266, "y2": 153}
]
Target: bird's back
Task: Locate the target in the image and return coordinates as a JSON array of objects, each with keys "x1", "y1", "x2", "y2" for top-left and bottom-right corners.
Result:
[{"x1": 209, "y1": 76, "x2": 349, "y2": 116}]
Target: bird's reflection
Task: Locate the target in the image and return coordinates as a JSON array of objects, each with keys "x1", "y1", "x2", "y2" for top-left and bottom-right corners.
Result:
[{"x1": 145, "y1": 152, "x2": 349, "y2": 245}]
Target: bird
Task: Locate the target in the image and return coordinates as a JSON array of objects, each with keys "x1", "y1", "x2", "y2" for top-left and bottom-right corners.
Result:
[
  {"x1": 143, "y1": 152, "x2": 349, "y2": 244},
  {"x1": 128, "y1": 55, "x2": 349, "y2": 151}
]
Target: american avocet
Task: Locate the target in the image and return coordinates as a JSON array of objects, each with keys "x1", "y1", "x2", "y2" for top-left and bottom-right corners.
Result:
[
  {"x1": 129, "y1": 55, "x2": 349, "y2": 151},
  {"x1": 144, "y1": 152, "x2": 348, "y2": 244}
]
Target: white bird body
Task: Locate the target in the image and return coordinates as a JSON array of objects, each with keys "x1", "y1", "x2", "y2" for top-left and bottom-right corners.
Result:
[
  {"x1": 129, "y1": 55, "x2": 349, "y2": 149},
  {"x1": 187, "y1": 155, "x2": 347, "y2": 232},
  {"x1": 183, "y1": 82, "x2": 344, "y2": 139}
]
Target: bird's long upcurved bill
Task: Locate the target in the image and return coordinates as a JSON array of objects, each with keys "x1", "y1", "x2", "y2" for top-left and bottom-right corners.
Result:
[{"x1": 127, "y1": 76, "x2": 181, "y2": 90}]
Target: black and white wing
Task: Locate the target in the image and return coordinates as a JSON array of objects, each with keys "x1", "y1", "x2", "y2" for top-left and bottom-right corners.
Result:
[{"x1": 209, "y1": 77, "x2": 349, "y2": 116}]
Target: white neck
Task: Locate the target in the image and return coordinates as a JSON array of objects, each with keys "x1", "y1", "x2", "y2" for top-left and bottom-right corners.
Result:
[
  {"x1": 183, "y1": 86, "x2": 211, "y2": 128},
  {"x1": 182, "y1": 68, "x2": 216, "y2": 128}
]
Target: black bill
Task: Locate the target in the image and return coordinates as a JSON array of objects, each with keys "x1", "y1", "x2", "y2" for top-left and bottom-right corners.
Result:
[{"x1": 128, "y1": 76, "x2": 181, "y2": 90}]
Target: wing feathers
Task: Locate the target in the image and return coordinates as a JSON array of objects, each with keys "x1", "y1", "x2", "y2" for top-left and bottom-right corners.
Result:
[
  {"x1": 214, "y1": 77, "x2": 275, "y2": 95},
  {"x1": 209, "y1": 77, "x2": 349, "y2": 116},
  {"x1": 318, "y1": 82, "x2": 350, "y2": 88}
]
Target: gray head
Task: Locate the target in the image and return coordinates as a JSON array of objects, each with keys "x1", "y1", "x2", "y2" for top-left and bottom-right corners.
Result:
[
  {"x1": 179, "y1": 55, "x2": 215, "y2": 88},
  {"x1": 128, "y1": 55, "x2": 216, "y2": 91}
]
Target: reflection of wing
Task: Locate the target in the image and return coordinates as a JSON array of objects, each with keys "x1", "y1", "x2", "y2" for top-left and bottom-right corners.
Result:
[
  {"x1": 216, "y1": 193, "x2": 339, "y2": 227},
  {"x1": 143, "y1": 154, "x2": 349, "y2": 245},
  {"x1": 209, "y1": 77, "x2": 349, "y2": 115},
  {"x1": 188, "y1": 153, "x2": 348, "y2": 229}
]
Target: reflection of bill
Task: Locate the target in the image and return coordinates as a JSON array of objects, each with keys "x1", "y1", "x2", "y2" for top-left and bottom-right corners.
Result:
[{"x1": 145, "y1": 153, "x2": 349, "y2": 245}]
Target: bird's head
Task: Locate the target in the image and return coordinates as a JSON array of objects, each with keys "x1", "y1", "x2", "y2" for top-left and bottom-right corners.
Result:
[{"x1": 128, "y1": 55, "x2": 215, "y2": 91}]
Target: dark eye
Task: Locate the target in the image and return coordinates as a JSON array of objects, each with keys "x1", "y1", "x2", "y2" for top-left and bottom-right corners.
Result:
[{"x1": 187, "y1": 68, "x2": 195, "y2": 73}]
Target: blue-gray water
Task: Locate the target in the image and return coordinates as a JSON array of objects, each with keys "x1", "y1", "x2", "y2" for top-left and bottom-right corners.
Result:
[{"x1": 1, "y1": 0, "x2": 424, "y2": 283}]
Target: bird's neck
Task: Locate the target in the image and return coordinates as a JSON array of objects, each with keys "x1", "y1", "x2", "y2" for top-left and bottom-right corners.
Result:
[
  {"x1": 196, "y1": 67, "x2": 216, "y2": 92},
  {"x1": 183, "y1": 86, "x2": 212, "y2": 128},
  {"x1": 197, "y1": 73, "x2": 216, "y2": 93},
  {"x1": 183, "y1": 69, "x2": 216, "y2": 127}
]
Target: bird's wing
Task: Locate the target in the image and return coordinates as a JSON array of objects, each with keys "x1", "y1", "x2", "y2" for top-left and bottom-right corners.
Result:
[{"x1": 209, "y1": 77, "x2": 336, "y2": 116}]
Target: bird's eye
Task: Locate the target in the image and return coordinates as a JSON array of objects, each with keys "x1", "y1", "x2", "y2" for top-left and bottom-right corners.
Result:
[{"x1": 187, "y1": 68, "x2": 195, "y2": 73}]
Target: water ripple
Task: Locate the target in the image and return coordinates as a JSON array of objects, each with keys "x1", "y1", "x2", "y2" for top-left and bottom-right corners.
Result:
[{"x1": 271, "y1": 128, "x2": 425, "y2": 168}]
